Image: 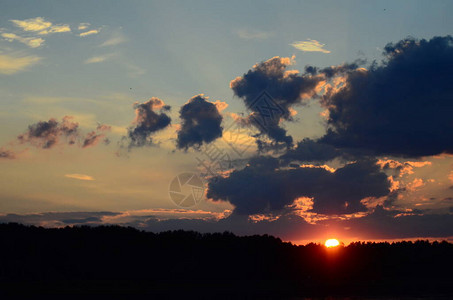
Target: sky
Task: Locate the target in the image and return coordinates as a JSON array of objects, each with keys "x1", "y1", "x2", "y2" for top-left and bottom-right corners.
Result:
[{"x1": 0, "y1": 0, "x2": 452, "y2": 244}]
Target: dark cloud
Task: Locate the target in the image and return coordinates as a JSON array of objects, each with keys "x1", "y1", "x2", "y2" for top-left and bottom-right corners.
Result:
[
  {"x1": 61, "y1": 217, "x2": 102, "y2": 224},
  {"x1": 176, "y1": 94, "x2": 223, "y2": 150},
  {"x1": 335, "y1": 206, "x2": 453, "y2": 239},
  {"x1": 127, "y1": 97, "x2": 171, "y2": 148},
  {"x1": 207, "y1": 157, "x2": 390, "y2": 215},
  {"x1": 12, "y1": 116, "x2": 112, "y2": 152},
  {"x1": 18, "y1": 116, "x2": 79, "y2": 149},
  {"x1": 0, "y1": 148, "x2": 16, "y2": 159},
  {"x1": 230, "y1": 57, "x2": 322, "y2": 148},
  {"x1": 82, "y1": 124, "x2": 111, "y2": 148},
  {"x1": 0, "y1": 212, "x2": 118, "y2": 226},
  {"x1": 3, "y1": 208, "x2": 453, "y2": 242},
  {"x1": 320, "y1": 36, "x2": 453, "y2": 157},
  {"x1": 280, "y1": 138, "x2": 342, "y2": 163},
  {"x1": 305, "y1": 60, "x2": 365, "y2": 78}
]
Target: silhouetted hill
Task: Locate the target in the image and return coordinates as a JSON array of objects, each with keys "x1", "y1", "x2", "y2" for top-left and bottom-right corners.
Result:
[{"x1": 0, "y1": 223, "x2": 452, "y2": 298}]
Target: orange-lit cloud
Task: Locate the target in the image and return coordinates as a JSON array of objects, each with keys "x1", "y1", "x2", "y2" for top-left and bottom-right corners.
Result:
[
  {"x1": 64, "y1": 174, "x2": 95, "y2": 181},
  {"x1": 377, "y1": 159, "x2": 432, "y2": 177},
  {"x1": 407, "y1": 178, "x2": 425, "y2": 191}
]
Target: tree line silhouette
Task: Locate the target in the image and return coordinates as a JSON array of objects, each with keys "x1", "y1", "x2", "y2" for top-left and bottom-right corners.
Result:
[{"x1": 0, "y1": 223, "x2": 452, "y2": 297}]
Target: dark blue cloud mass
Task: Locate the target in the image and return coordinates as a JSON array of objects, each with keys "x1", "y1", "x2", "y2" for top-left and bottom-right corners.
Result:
[
  {"x1": 127, "y1": 97, "x2": 171, "y2": 148},
  {"x1": 230, "y1": 57, "x2": 323, "y2": 149},
  {"x1": 320, "y1": 36, "x2": 453, "y2": 157},
  {"x1": 176, "y1": 94, "x2": 223, "y2": 150},
  {"x1": 207, "y1": 156, "x2": 390, "y2": 215}
]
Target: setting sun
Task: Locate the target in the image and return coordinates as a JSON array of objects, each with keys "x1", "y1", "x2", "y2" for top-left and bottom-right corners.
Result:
[{"x1": 325, "y1": 239, "x2": 340, "y2": 248}]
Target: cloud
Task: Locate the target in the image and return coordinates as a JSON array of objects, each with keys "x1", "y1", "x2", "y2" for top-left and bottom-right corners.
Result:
[
  {"x1": 290, "y1": 39, "x2": 331, "y2": 53},
  {"x1": 0, "y1": 212, "x2": 116, "y2": 227},
  {"x1": 207, "y1": 156, "x2": 390, "y2": 215},
  {"x1": 80, "y1": 29, "x2": 100, "y2": 37},
  {"x1": 64, "y1": 174, "x2": 95, "y2": 181},
  {"x1": 0, "y1": 53, "x2": 41, "y2": 74},
  {"x1": 11, "y1": 17, "x2": 52, "y2": 32},
  {"x1": 17, "y1": 116, "x2": 79, "y2": 149},
  {"x1": 10, "y1": 17, "x2": 70, "y2": 35},
  {"x1": 281, "y1": 138, "x2": 342, "y2": 163},
  {"x1": 100, "y1": 33, "x2": 126, "y2": 47},
  {"x1": 377, "y1": 159, "x2": 432, "y2": 177},
  {"x1": 3, "y1": 206, "x2": 451, "y2": 241},
  {"x1": 336, "y1": 206, "x2": 453, "y2": 239},
  {"x1": 126, "y1": 98, "x2": 172, "y2": 148},
  {"x1": 230, "y1": 56, "x2": 323, "y2": 149},
  {"x1": 1, "y1": 33, "x2": 45, "y2": 48},
  {"x1": 13, "y1": 116, "x2": 111, "y2": 151},
  {"x1": 84, "y1": 53, "x2": 116, "y2": 64},
  {"x1": 0, "y1": 148, "x2": 16, "y2": 159},
  {"x1": 78, "y1": 23, "x2": 90, "y2": 30},
  {"x1": 237, "y1": 29, "x2": 274, "y2": 40},
  {"x1": 176, "y1": 94, "x2": 224, "y2": 150},
  {"x1": 319, "y1": 36, "x2": 453, "y2": 157},
  {"x1": 39, "y1": 25, "x2": 71, "y2": 35},
  {"x1": 82, "y1": 124, "x2": 111, "y2": 148}
]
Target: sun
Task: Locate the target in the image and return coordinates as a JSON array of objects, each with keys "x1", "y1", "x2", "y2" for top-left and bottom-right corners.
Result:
[{"x1": 325, "y1": 239, "x2": 340, "y2": 248}]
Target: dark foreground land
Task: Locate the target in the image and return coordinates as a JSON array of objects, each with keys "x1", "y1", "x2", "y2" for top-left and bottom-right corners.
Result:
[{"x1": 0, "y1": 223, "x2": 452, "y2": 298}]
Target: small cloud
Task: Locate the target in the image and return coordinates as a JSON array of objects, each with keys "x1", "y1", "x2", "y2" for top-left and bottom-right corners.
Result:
[
  {"x1": 1, "y1": 32, "x2": 45, "y2": 48},
  {"x1": 10, "y1": 17, "x2": 71, "y2": 35},
  {"x1": 65, "y1": 174, "x2": 95, "y2": 181},
  {"x1": 125, "y1": 97, "x2": 172, "y2": 148},
  {"x1": 78, "y1": 23, "x2": 90, "y2": 30},
  {"x1": 18, "y1": 116, "x2": 79, "y2": 149},
  {"x1": 100, "y1": 32, "x2": 126, "y2": 47},
  {"x1": 290, "y1": 39, "x2": 331, "y2": 53},
  {"x1": 80, "y1": 29, "x2": 100, "y2": 37},
  {"x1": 39, "y1": 25, "x2": 71, "y2": 35},
  {"x1": 0, "y1": 53, "x2": 41, "y2": 74},
  {"x1": 0, "y1": 148, "x2": 16, "y2": 159},
  {"x1": 82, "y1": 124, "x2": 111, "y2": 148},
  {"x1": 237, "y1": 29, "x2": 274, "y2": 40},
  {"x1": 84, "y1": 53, "x2": 115, "y2": 64},
  {"x1": 11, "y1": 17, "x2": 51, "y2": 32}
]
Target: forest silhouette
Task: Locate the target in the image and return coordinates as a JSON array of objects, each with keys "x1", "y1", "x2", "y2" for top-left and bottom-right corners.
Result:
[{"x1": 0, "y1": 223, "x2": 452, "y2": 297}]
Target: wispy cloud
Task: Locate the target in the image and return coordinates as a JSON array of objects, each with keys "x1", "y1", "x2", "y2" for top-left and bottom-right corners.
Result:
[
  {"x1": 1, "y1": 32, "x2": 45, "y2": 48},
  {"x1": 237, "y1": 29, "x2": 274, "y2": 40},
  {"x1": 10, "y1": 17, "x2": 71, "y2": 35},
  {"x1": 80, "y1": 29, "x2": 100, "y2": 37},
  {"x1": 84, "y1": 53, "x2": 116, "y2": 64},
  {"x1": 100, "y1": 32, "x2": 126, "y2": 47},
  {"x1": 64, "y1": 174, "x2": 95, "y2": 181},
  {"x1": 0, "y1": 53, "x2": 41, "y2": 74},
  {"x1": 123, "y1": 62, "x2": 145, "y2": 78},
  {"x1": 290, "y1": 39, "x2": 331, "y2": 53}
]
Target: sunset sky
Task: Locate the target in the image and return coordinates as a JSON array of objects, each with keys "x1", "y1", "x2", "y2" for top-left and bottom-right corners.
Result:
[{"x1": 1, "y1": 0, "x2": 452, "y2": 244}]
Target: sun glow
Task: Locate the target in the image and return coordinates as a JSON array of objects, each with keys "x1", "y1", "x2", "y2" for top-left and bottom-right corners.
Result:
[{"x1": 325, "y1": 239, "x2": 340, "y2": 248}]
